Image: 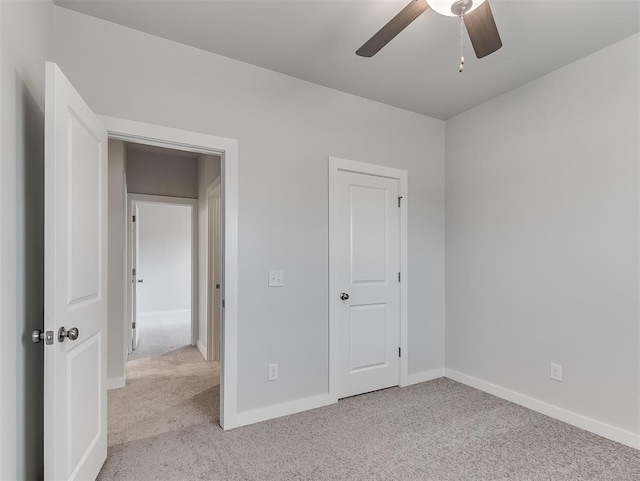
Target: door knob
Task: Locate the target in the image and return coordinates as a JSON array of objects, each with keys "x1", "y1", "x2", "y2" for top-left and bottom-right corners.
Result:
[
  {"x1": 58, "y1": 327, "x2": 79, "y2": 342},
  {"x1": 340, "y1": 293, "x2": 350, "y2": 301},
  {"x1": 32, "y1": 330, "x2": 44, "y2": 343},
  {"x1": 137, "y1": 279, "x2": 144, "y2": 283},
  {"x1": 32, "y1": 330, "x2": 54, "y2": 345}
]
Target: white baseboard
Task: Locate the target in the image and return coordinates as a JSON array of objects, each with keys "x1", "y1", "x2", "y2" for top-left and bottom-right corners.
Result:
[
  {"x1": 402, "y1": 368, "x2": 445, "y2": 387},
  {"x1": 231, "y1": 371, "x2": 445, "y2": 430},
  {"x1": 196, "y1": 339, "x2": 207, "y2": 360},
  {"x1": 107, "y1": 377, "x2": 126, "y2": 390},
  {"x1": 137, "y1": 309, "x2": 190, "y2": 319},
  {"x1": 445, "y1": 369, "x2": 640, "y2": 450},
  {"x1": 234, "y1": 393, "x2": 335, "y2": 429}
]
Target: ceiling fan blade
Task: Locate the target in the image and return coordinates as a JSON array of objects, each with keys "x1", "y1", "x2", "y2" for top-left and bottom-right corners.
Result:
[
  {"x1": 463, "y1": 1, "x2": 502, "y2": 59},
  {"x1": 356, "y1": 0, "x2": 429, "y2": 57}
]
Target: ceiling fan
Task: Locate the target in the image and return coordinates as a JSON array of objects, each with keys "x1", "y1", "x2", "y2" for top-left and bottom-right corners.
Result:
[{"x1": 356, "y1": 0, "x2": 502, "y2": 70}]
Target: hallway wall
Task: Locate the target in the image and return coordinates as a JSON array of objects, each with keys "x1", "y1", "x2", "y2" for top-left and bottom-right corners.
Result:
[{"x1": 137, "y1": 202, "x2": 192, "y2": 314}]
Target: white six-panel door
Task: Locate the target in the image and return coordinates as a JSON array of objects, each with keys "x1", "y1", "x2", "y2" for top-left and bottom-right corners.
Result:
[
  {"x1": 329, "y1": 157, "x2": 404, "y2": 399},
  {"x1": 44, "y1": 62, "x2": 108, "y2": 480}
]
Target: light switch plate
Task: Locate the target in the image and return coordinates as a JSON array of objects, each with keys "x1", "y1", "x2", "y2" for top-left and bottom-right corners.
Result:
[{"x1": 268, "y1": 270, "x2": 284, "y2": 287}]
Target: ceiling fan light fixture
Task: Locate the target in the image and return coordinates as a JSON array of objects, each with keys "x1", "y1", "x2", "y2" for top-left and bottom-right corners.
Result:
[{"x1": 428, "y1": 0, "x2": 487, "y2": 17}]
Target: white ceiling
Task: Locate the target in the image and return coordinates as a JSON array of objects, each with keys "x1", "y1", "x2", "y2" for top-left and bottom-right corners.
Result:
[{"x1": 54, "y1": 0, "x2": 640, "y2": 120}]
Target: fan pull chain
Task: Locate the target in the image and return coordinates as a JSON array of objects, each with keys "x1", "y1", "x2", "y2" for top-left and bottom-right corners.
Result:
[{"x1": 459, "y1": 14, "x2": 465, "y2": 73}]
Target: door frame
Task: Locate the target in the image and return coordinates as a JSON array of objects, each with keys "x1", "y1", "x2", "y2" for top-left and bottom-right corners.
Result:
[
  {"x1": 99, "y1": 115, "x2": 239, "y2": 430},
  {"x1": 127, "y1": 194, "x2": 198, "y2": 352},
  {"x1": 328, "y1": 156, "x2": 409, "y2": 403}
]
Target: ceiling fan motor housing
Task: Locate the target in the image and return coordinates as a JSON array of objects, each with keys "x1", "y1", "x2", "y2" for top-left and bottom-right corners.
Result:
[{"x1": 451, "y1": 0, "x2": 474, "y2": 16}]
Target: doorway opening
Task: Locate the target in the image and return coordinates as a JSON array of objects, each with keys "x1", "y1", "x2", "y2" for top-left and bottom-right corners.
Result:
[
  {"x1": 107, "y1": 139, "x2": 224, "y2": 446},
  {"x1": 101, "y1": 115, "x2": 239, "y2": 430},
  {"x1": 128, "y1": 196, "x2": 197, "y2": 360}
]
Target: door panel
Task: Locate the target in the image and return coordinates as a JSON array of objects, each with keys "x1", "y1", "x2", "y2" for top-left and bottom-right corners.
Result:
[
  {"x1": 68, "y1": 113, "x2": 101, "y2": 304},
  {"x1": 351, "y1": 185, "x2": 388, "y2": 283},
  {"x1": 350, "y1": 303, "x2": 387, "y2": 371},
  {"x1": 45, "y1": 62, "x2": 107, "y2": 481},
  {"x1": 68, "y1": 334, "x2": 101, "y2": 469},
  {"x1": 330, "y1": 164, "x2": 401, "y2": 399}
]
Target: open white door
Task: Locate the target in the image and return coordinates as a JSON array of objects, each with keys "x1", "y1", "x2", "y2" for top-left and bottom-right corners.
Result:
[
  {"x1": 208, "y1": 182, "x2": 222, "y2": 361},
  {"x1": 131, "y1": 204, "x2": 140, "y2": 351},
  {"x1": 44, "y1": 62, "x2": 108, "y2": 480}
]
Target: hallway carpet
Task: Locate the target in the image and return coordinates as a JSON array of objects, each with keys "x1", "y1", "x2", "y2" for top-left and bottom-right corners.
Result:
[
  {"x1": 127, "y1": 311, "x2": 192, "y2": 361},
  {"x1": 106, "y1": 346, "x2": 219, "y2": 447},
  {"x1": 100, "y1": 351, "x2": 640, "y2": 480}
]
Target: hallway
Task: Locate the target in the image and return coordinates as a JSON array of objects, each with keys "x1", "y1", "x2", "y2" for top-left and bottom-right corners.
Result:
[
  {"x1": 128, "y1": 311, "x2": 192, "y2": 361},
  {"x1": 107, "y1": 346, "x2": 219, "y2": 448}
]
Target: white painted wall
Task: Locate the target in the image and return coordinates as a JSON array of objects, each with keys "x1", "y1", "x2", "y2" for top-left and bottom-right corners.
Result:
[
  {"x1": 445, "y1": 35, "x2": 640, "y2": 436},
  {"x1": 0, "y1": 1, "x2": 53, "y2": 478},
  {"x1": 126, "y1": 147, "x2": 198, "y2": 198},
  {"x1": 53, "y1": 7, "x2": 446, "y2": 414},
  {"x1": 107, "y1": 139, "x2": 127, "y2": 384},
  {"x1": 137, "y1": 202, "x2": 192, "y2": 314},
  {"x1": 197, "y1": 154, "x2": 221, "y2": 356}
]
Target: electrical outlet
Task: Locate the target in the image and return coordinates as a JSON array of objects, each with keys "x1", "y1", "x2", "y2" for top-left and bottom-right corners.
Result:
[
  {"x1": 550, "y1": 363, "x2": 563, "y2": 382},
  {"x1": 268, "y1": 270, "x2": 284, "y2": 287},
  {"x1": 268, "y1": 363, "x2": 278, "y2": 381}
]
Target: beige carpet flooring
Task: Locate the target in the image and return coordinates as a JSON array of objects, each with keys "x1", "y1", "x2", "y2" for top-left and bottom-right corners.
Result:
[
  {"x1": 127, "y1": 312, "x2": 192, "y2": 361},
  {"x1": 106, "y1": 346, "x2": 219, "y2": 448},
  {"x1": 100, "y1": 349, "x2": 640, "y2": 480}
]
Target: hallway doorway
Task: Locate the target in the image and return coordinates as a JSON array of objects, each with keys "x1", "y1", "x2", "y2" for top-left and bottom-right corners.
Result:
[{"x1": 128, "y1": 199, "x2": 195, "y2": 361}]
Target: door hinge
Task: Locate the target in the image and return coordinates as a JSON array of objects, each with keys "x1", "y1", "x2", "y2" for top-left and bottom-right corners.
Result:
[
  {"x1": 132, "y1": 268, "x2": 136, "y2": 276},
  {"x1": 398, "y1": 196, "x2": 403, "y2": 207},
  {"x1": 132, "y1": 215, "x2": 136, "y2": 222},
  {"x1": 398, "y1": 347, "x2": 401, "y2": 358},
  {"x1": 222, "y1": 299, "x2": 225, "y2": 308},
  {"x1": 398, "y1": 272, "x2": 401, "y2": 282},
  {"x1": 132, "y1": 321, "x2": 136, "y2": 329}
]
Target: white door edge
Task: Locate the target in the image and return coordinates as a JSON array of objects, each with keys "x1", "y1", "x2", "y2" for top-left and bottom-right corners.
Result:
[
  {"x1": 328, "y1": 156, "x2": 409, "y2": 402},
  {"x1": 99, "y1": 115, "x2": 239, "y2": 430},
  {"x1": 206, "y1": 178, "x2": 222, "y2": 362}
]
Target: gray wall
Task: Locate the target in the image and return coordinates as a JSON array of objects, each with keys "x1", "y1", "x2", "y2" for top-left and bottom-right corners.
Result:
[
  {"x1": 126, "y1": 148, "x2": 198, "y2": 198},
  {"x1": 53, "y1": 6, "x2": 446, "y2": 414},
  {"x1": 137, "y1": 203, "x2": 192, "y2": 313},
  {"x1": 0, "y1": 1, "x2": 53, "y2": 479},
  {"x1": 445, "y1": 35, "x2": 640, "y2": 434},
  {"x1": 107, "y1": 139, "x2": 127, "y2": 383},
  {"x1": 197, "y1": 154, "x2": 221, "y2": 355}
]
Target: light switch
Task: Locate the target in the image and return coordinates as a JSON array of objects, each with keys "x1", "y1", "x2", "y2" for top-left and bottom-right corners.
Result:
[{"x1": 268, "y1": 270, "x2": 284, "y2": 287}]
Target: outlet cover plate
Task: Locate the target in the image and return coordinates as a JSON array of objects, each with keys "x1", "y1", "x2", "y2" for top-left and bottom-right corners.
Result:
[
  {"x1": 550, "y1": 363, "x2": 563, "y2": 382},
  {"x1": 268, "y1": 270, "x2": 284, "y2": 287},
  {"x1": 268, "y1": 363, "x2": 278, "y2": 381}
]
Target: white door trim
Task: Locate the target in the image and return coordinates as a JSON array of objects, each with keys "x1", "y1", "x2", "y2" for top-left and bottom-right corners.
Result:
[
  {"x1": 127, "y1": 194, "x2": 198, "y2": 349},
  {"x1": 328, "y1": 156, "x2": 409, "y2": 403},
  {"x1": 99, "y1": 115, "x2": 239, "y2": 430}
]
